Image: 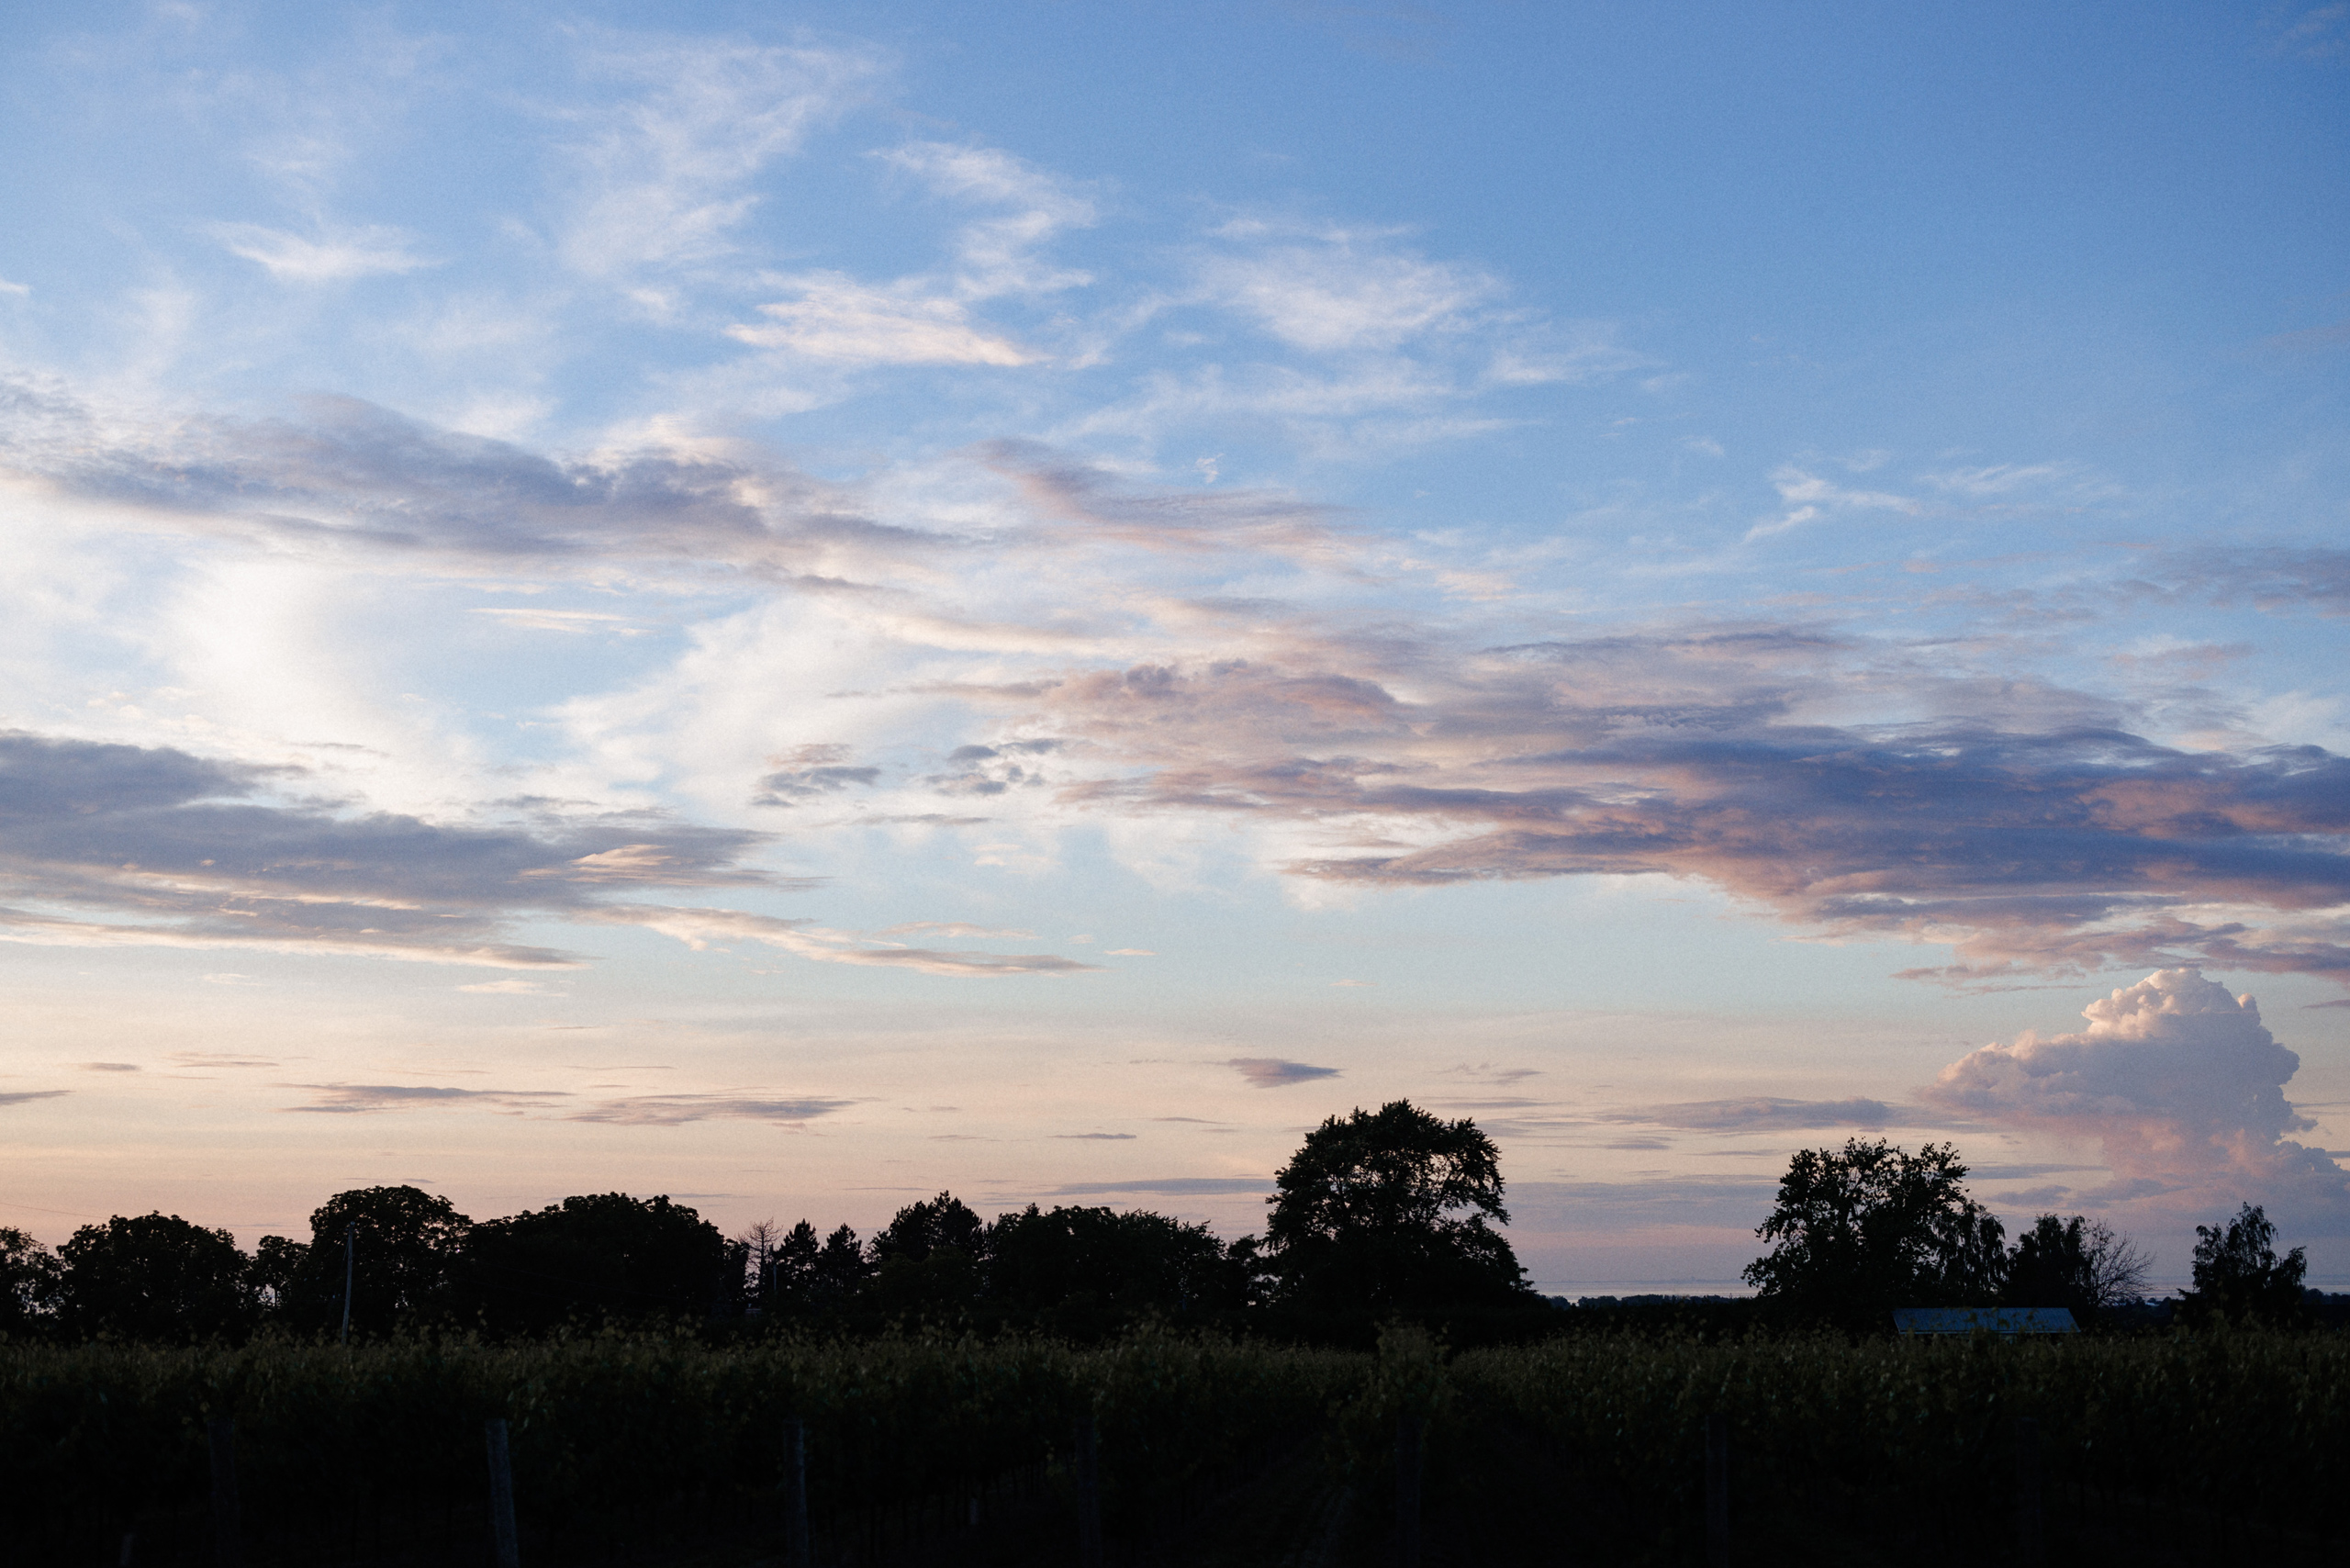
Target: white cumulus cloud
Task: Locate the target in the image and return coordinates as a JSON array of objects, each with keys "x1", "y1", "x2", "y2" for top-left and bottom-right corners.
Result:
[{"x1": 1927, "y1": 968, "x2": 2350, "y2": 1216}]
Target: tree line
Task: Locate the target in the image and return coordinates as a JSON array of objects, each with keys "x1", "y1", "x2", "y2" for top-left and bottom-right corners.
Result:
[
  {"x1": 1736, "y1": 1137, "x2": 2317, "y2": 1329},
  {"x1": 0, "y1": 1101, "x2": 1541, "y2": 1344},
  {"x1": 0, "y1": 1112, "x2": 2326, "y2": 1345}
]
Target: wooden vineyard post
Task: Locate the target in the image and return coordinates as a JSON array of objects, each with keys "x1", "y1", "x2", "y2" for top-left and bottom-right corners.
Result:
[
  {"x1": 1393, "y1": 1415, "x2": 1425, "y2": 1568},
  {"x1": 2016, "y1": 1417, "x2": 2042, "y2": 1568},
  {"x1": 1074, "y1": 1413, "x2": 1103, "y2": 1568},
  {"x1": 205, "y1": 1417, "x2": 241, "y2": 1568},
  {"x1": 486, "y1": 1418, "x2": 520, "y2": 1568},
  {"x1": 783, "y1": 1416, "x2": 811, "y2": 1568},
  {"x1": 1704, "y1": 1413, "x2": 1729, "y2": 1568}
]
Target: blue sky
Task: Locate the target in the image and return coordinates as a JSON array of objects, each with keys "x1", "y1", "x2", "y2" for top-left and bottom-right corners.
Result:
[{"x1": 2, "y1": 1, "x2": 2346, "y2": 1291}]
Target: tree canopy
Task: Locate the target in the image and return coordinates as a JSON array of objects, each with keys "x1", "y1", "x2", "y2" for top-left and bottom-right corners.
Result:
[
  {"x1": 272, "y1": 1184, "x2": 473, "y2": 1334},
  {"x1": 1743, "y1": 1139, "x2": 2006, "y2": 1326},
  {"x1": 2002, "y1": 1214, "x2": 2150, "y2": 1324},
  {"x1": 55, "y1": 1212, "x2": 253, "y2": 1341},
  {"x1": 2182, "y1": 1203, "x2": 2307, "y2": 1323},
  {"x1": 1263, "y1": 1100, "x2": 1532, "y2": 1316},
  {"x1": 464, "y1": 1193, "x2": 741, "y2": 1333}
]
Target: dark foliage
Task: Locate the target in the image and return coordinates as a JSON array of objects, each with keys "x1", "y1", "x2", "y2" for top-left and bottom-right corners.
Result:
[
  {"x1": 273, "y1": 1184, "x2": 473, "y2": 1334},
  {"x1": 462, "y1": 1192, "x2": 741, "y2": 1333},
  {"x1": 984, "y1": 1203, "x2": 1248, "y2": 1334},
  {"x1": 1263, "y1": 1100, "x2": 1534, "y2": 1324},
  {"x1": 2181, "y1": 1203, "x2": 2308, "y2": 1324},
  {"x1": 2003, "y1": 1213, "x2": 2151, "y2": 1325},
  {"x1": 0, "y1": 1226, "x2": 61, "y2": 1333},
  {"x1": 55, "y1": 1213, "x2": 252, "y2": 1341},
  {"x1": 1743, "y1": 1139, "x2": 2006, "y2": 1327}
]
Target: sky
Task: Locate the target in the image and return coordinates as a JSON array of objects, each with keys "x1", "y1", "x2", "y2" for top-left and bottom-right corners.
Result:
[{"x1": 1, "y1": 0, "x2": 2346, "y2": 1294}]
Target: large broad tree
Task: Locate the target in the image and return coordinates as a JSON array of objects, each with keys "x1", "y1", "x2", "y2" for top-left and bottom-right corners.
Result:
[
  {"x1": 56, "y1": 1213, "x2": 253, "y2": 1341},
  {"x1": 462, "y1": 1193, "x2": 740, "y2": 1334},
  {"x1": 2180, "y1": 1203, "x2": 2307, "y2": 1323},
  {"x1": 271, "y1": 1185, "x2": 472, "y2": 1335},
  {"x1": 1264, "y1": 1100, "x2": 1533, "y2": 1316},
  {"x1": 1743, "y1": 1139, "x2": 2007, "y2": 1327}
]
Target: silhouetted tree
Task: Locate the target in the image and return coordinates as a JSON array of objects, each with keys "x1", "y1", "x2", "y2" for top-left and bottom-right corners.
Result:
[
  {"x1": 1744, "y1": 1139, "x2": 2006, "y2": 1327},
  {"x1": 986, "y1": 1203, "x2": 1242, "y2": 1334},
  {"x1": 56, "y1": 1213, "x2": 253, "y2": 1341},
  {"x1": 276, "y1": 1185, "x2": 472, "y2": 1334},
  {"x1": 2003, "y1": 1214, "x2": 2150, "y2": 1323},
  {"x1": 1264, "y1": 1100, "x2": 1533, "y2": 1316},
  {"x1": 248, "y1": 1235, "x2": 307, "y2": 1316},
  {"x1": 0, "y1": 1226, "x2": 60, "y2": 1335},
  {"x1": 868, "y1": 1192, "x2": 987, "y2": 1265},
  {"x1": 771, "y1": 1219, "x2": 822, "y2": 1308},
  {"x1": 737, "y1": 1217, "x2": 783, "y2": 1309},
  {"x1": 2180, "y1": 1203, "x2": 2306, "y2": 1324},
  {"x1": 810, "y1": 1223, "x2": 869, "y2": 1310},
  {"x1": 863, "y1": 1193, "x2": 987, "y2": 1319},
  {"x1": 463, "y1": 1193, "x2": 734, "y2": 1333}
]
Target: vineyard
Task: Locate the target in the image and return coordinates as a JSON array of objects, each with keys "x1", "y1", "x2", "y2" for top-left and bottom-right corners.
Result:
[{"x1": 6, "y1": 1323, "x2": 2345, "y2": 1566}]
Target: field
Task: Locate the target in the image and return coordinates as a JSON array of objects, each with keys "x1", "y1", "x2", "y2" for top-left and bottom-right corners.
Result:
[{"x1": 7, "y1": 1323, "x2": 2345, "y2": 1566}]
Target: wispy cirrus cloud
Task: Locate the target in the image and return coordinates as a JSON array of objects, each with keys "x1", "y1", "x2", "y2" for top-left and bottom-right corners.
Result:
[
  {"x1": 557, "y1": 32, "x2": 884, "y2": 280},
  {"x1": 210, "y1": 221, "x2": 434, "y2": 282},
  {"x1": 598, "y1": 904, "x2": 1100, "y2": 976}
]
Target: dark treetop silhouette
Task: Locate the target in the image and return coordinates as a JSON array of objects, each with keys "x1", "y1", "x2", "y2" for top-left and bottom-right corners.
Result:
[{"x1": 1262, "y1": 1099, "x2": 1535, "y2": 1317}]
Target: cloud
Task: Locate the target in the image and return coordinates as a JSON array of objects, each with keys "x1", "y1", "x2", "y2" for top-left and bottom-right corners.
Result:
[
  {"x1": 1603, "y1": 1097, "x2": 1918, "y2": 1132},
  {"x1": 1225, "y1": 1057, "x2": 1340, "y2": 1088},
  {"x1": 730, "y1": 275, "x2": 1037, "y2": 365},
  {"x1": 1054, "y1": 1132, "x2": 1137, "y2": 1140},
  {"x1": 0, "y1": 1091, "x2": 69, "y2": 1107},
  {"x1": 565, "y1": 1094, "x2": 854, "y2": 1126},
  {"x1": 1015, "y1": 626, "x2": 2350, "y2": 985},
  {"x1": 1745, "y1": 465, "x2": 1920, "y2": 542},
  {"x1": 209, "y1": 222, "x2": 432, "y2": 282},
  {"x1": 987, "y1": 442, "x2": 1354, "y2": 562},
  {"x1": 74, "y1": 1062, "x2": 140, "y2": 1072},
  {"x1": 598, "y1": 904, "x2": 1102, "y2": 976},
  {"x1": 1927, "y1": 968, "x2": 2350, "y2": 1217},
  {"x1": 877, "y1": 140, "x2": 1098, "y2": 299},
  {"x1": 457, "y1": 980, "x2": 557, "y2": 994},
  {"x1": 753, "y1": 745, "x2": 883, "y2": 805},
  {"x1": 1196, "y1": 229, "x2": 1501, "y2": 353},
  {"x1": 880, "y1": 921, "x2": 1036, "y2": 939},
  {"x1": 558, "y1": 34, "x2": 883, "y2": 278},
  {"x1": 280, "y1": 1083, "x2": 572, "y2": 1114},
  {"x1": 0, "y1": 731, "x2": 774, "y2": 967},
  {"x1": 1105, "y1": 947, "x2": 1155, "y2": 956},
  {"x1": 13, "y1": 397, "x2": 2347, "y2": 991}
]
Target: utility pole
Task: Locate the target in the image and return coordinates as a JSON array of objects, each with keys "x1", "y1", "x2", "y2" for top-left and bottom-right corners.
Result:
[{"x1": 340, "y1": 1222, "x2": 355, "y2": 1345}]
